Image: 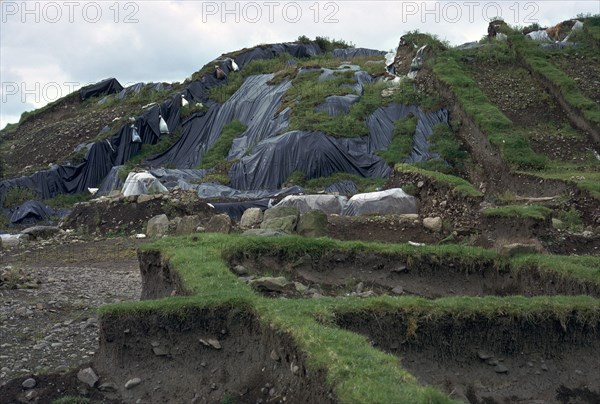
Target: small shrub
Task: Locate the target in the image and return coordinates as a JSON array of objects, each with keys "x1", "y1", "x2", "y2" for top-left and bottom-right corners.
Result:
[
  {"x1": 283, "y1": 170, "x2": 306, "y2": 187},
  {"x1": 376, "y1": 115, "x2": 418, "y2": 165}
]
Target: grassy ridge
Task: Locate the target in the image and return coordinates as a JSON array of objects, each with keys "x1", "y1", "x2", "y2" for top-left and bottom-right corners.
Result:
[
  {"x1": 395, "y1": 163, "x2": 483, "y2": 197},
  {"x1": 482, "y1": 204, "x2": 552, "y2": 220},
  {"x1": 432, "y1": 55, "x2": 546, "y2": 170},
  {"x1": 100, "y1": 234, "x2": 600, "y2": 403}
]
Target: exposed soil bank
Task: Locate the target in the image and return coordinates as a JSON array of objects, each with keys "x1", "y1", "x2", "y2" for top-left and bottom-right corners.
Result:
[
  {"x1": 229, "y1": 251, "x2": 600, "y2": 299},
  {"x1": 96, "y1": 307, "x2": 335, "y2": 404},
  {"x1": 336, "y1": 311, "x2": 600, "y2": 403}
]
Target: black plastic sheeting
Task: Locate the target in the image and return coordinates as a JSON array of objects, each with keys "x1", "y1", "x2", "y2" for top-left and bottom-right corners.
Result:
[
  {"x1": 149, "y1": 74, "x2": 291, "y2": 168},
  {"x1": 192, "y1": 184, "x2": 304, "y2": 199},
  {"x1": 79, "y1": 78, "x2": 124, "y2": 101},
  {"x1": 0, "y1": 101, "x2": 175, "y2": 204},
  {"x1": 332, "y1": 48, "x2": 387, "y2": 58},
  {"x1": 211, "y1": 199, "x2": 271, "y2": 221},
  {"x1": 96, "y1": 166, "x2": 123, "y2": 196},
  {"x1": 229, "y1": 130, "x2": 391, "y2": 190},
  {"x1": 7, "y1": 200, "x2": 54, "y2": 225},
  {"x1": 365, "y1": 103, "x2": 449, "y2": 162},
  {"x1": 0, "y1": 42, "x2": 323, "y2": 225}
]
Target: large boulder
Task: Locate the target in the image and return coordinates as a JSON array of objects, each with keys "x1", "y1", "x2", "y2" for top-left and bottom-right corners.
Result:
[
  {"x1": 205, "y1": 214, "x2": 232, "y2": 234},
  {"x1": 423, "y1": 217, "x2": 442, "y2": 233},
  {"x1": 275, "y1": 195, "x2": 347, "y2": 215},
  {"x1": 261, "y1": 206, "x2": 299, "y2": 232},
  {"x1": 297, "y1": 211, "x2": 328, "y2": 237},
  {"x1": 147, "y1": 214, "x2": 170, "y2": 238},
  {"x1": 240, "y1": 208, "x2": 264, "y2": 230},
  {"x1": 175, "y1": 215, "x2": 201, "y2": 235},
  {"x1": 342, "y1": 189, "x2": 417, "y2": 216}
]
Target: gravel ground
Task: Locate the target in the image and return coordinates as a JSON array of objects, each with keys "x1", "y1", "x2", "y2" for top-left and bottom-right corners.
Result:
[{"x1": 0, "y1": 238, "x2": 142, "y2": 386}]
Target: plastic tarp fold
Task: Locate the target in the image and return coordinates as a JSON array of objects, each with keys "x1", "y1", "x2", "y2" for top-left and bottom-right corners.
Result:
[
  {"x1": 121, "y1": 172, "x2": 168, "y2": 196},
  {"x1": 192, "y1": 183, "x2": 303, "y2": 199},
  {"x1": 96, "y1": 166, "x2": 123, "y2": 196},
  {"x1": 275, "y1": 195, "x2": 348, "y2": 215},
  {"x1": 79, "y1": 78, "x2": 124, "y2": 101},
  {"x1": 342, "y1": 188, "x2": 417, "y2": 216},
  {"x1": 149, "y1": 74, "x2": 291, "y2": 168},
  {"x1": 8, "y1": 200, "x2": 55, "y2": 224},
  {"x1": 229, "y1": 130, "x2": 391, "y2": 190}
]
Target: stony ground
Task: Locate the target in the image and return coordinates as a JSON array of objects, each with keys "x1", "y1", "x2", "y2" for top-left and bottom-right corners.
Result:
[{"x1": 0, "y1": 237, "x2": 142, "y2": 386}]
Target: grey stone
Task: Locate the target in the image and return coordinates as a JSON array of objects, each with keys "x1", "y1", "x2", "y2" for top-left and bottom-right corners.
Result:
[
  {"x1": 250, "y1": 277, "x2": 293, "y2": 293},
  {"x1": 147, "y1": 214, "x2": 170, "y2": 238},
  {"x1": 125, "y1": 377, "x2": 142, "y2": 389},
  {"x1": 232, "y1": 265, "x2": 248, "y2": 276},
  {"x1": 21, "y1": 226, "x2": 64, "y2": 240},
  {"x1": 296, "y1": 210, "x2": 328, "y2": 237},
  {"x1": 494, "y1": 364, "x2": 508, "y2": 373},
  {"x1": 263, "y1": 206, "x2": 299, "y2": 221},
  {"x1": 98, "y1": 382, "x2": 117, "y2": 392},
  {"x1": 391, "y1": 286, "x2": 404, "y2": 295},
  {"x1": 77, "y1": 367, "x2": 99, "y2": 388},
  {"x1": 199, "y1": 338, "x2": 222, "y2": 350},
  {"x1": 423, "y1": 217, "x2": 443, "y2": 233},
  {"x1": 477, "y1": 351, "x2": 493, "y2": 360},
  {"x1": 22, "y1": 378, "x2": 36, "y2": 389},
  {"x1": 137, "y1": 194, "x2": 156, "y2": 204},
  {"x1": 499, "y1": 243, "x2": 538, "y2": 257},
  {"x1": 240, "y1": 208, "x2": 264, "y2": 230},
  {"x1": 261, "y1": 215, "x2": 298, "y2": 232},
  {"x1": 205, "y1": 214, "x2": 232, "y2": 234},
  {"x1": 175, "y1": 215, "x2": 200, "y2": 235},
  {"x1": 152, "y1": 347, "x2": 169, "y2": 356}
]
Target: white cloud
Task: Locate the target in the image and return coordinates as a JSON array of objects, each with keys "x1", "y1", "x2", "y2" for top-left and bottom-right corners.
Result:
[{"x1": 1, "y1": 0, "x2": 599, "y2": 129}]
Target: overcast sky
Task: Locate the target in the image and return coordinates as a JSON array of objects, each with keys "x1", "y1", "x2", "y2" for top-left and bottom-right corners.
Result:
[{"x1": 1, "y1": 0, "x2": 598, "y2": 129}]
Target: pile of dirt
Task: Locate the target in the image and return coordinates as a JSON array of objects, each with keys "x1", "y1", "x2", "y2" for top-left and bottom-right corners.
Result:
[{"x1": 61, "y1": 189, "x2": 216, "y2": 235}]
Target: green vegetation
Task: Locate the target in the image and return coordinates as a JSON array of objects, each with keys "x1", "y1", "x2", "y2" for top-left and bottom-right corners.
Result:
[
  {"x1": 376, "y1": 115, "x2": 417, "y2": 164},
  {"x1": 416, "y1": 124, "x2": 468, "y2": 176},
  {"x1": 431, "y1": 55, "x2": 546, "y2": 170},
  {"x1": 558, "y1": 207, "x2": 584, "y2": 232},
  {"x1": 2, "y1": 187, "x2": 37, "y2": 208},
  {"x1": 482, "y1": 204, "x2": 552, "y2": 220},
  {"x1": 401, "y1": 31, "x2": 449, "y2": 53},
  {"x1": 283, "y1": 170, "x2": 306, "y2": 187},
  {"x1": 100, "y1": 234, "x2": 600, "y2": 403},
  {"x1": 395, "y1": 164, "x2": 483, "y2": 197},
  {"x1": 199, "y1": 120, "x2": 247, "y2": 169},
  {"x1": 44, "y1": 193, "x2": 93, "y2": 208},
  {"x1": 513, "y1": 254, "x2": 600, "y2": 284},
  {"x1": 304, "y1": 173, "x2": 386, "y2": 193}
]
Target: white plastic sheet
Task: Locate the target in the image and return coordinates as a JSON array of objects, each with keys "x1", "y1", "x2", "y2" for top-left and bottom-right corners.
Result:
[{"x1": 342, "y1": 188, "x2": 417, "y2": 216}]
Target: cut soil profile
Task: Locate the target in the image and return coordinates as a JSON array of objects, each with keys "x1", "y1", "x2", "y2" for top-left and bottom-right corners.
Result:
[
  {"x1": 336, "y1": 311, "x2": 600, "y2": 403},
  {"x1": 228, "y1": 251, "x2": 600, "y2": 299}
]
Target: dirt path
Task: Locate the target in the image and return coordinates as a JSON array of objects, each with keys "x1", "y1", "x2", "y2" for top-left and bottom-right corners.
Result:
[{"x1": 0, "y1": 238, "x2": 142, "y2": 386}]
